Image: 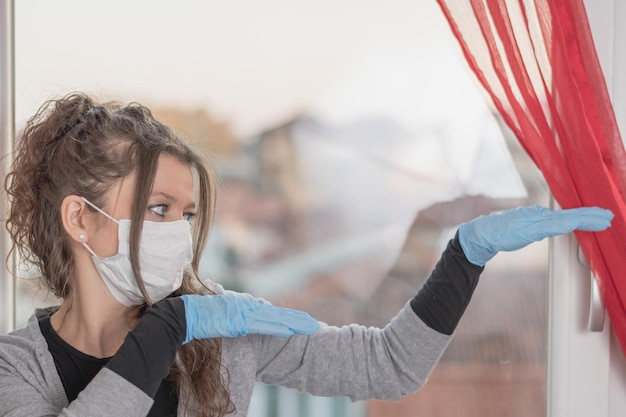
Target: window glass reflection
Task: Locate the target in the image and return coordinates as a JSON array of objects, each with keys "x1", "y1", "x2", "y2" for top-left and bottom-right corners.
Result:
[{"x1": 15, "y1": 1, "x2": 549, "y2": 416}]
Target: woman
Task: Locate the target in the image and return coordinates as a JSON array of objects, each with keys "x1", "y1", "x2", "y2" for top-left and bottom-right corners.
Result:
[{"x1": 0, "y1": 92, "x2": 613, "y2": 417}]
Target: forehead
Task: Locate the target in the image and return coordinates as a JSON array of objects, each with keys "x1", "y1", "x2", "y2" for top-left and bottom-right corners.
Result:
[{"x1": 152, "y1": 154, "x2": 195, "y2": 197}]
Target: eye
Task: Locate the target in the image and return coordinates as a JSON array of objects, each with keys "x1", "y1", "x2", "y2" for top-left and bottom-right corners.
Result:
[
  {"x1": 148, "y1": 204, "x2": 168, "y2": 218},
  {"x1": 184, "y1": 212, "x2": 197, "y2": 222}
]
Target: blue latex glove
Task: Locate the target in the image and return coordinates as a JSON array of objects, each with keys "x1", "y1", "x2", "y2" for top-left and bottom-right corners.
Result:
[
  {"x1": 458, "y1": 205, "x2": 614, "y2": 266},
  {"x1": 181, "y1": 294, "x2": 320, "y2": 344}
]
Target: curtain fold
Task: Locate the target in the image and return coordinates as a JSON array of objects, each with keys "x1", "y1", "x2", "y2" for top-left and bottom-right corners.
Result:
[{"x1": 436, "y1": 0, "x2": 626, "y2": 355}]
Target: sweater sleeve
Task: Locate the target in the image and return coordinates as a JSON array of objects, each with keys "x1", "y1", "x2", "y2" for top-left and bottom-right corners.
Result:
[
  {"x1": 105, "y1": 297, "x2": 186, "y2": 397},
  {"x1": 250, "y1": 303, "x2": 450, "y2": 401},
  {"x1": 410, "y1": 231, "x2": 484, "y2": 335},
  {"x1": 249, "y1": 232, "x2": 483, "y2": 401}
]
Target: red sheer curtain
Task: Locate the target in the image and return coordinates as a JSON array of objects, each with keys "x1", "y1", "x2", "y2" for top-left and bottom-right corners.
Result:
[{"x1": 436, "y1": 0, "x2": 626, "y2": 355}]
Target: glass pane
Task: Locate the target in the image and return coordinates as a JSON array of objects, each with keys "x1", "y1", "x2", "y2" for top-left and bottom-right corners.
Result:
[{"x1": 15, "y1": 1, "x2": 548, "y2": 416}]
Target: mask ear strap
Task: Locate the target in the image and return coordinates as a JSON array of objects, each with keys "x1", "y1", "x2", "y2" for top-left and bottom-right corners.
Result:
[
  {"x1": 80, "y1": 197, "x2": 119, "y2": 224},
  {"x1": 82, "y1": 242, "x2": 98, "y2": 257}
]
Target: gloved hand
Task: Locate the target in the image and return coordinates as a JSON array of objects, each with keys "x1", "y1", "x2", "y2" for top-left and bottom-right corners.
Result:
[
  {"x1": 458, "y1": 205, "x2": 614, "y2": 266},
  {"x1": 181, "y1": 294, "x2": 320, "y2": 344}
]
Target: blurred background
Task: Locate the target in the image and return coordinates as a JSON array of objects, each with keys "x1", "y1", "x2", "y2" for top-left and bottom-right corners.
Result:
[{"x1": 13, "y1": 1, "x2": 550, "y2": 416}]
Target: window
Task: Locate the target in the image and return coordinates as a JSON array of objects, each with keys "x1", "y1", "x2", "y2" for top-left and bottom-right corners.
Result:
[{"x1": 11, "y1": 1, "x2": 553, "y2": 415}]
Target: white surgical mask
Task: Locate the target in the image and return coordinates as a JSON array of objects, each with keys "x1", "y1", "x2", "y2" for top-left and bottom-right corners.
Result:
[{"x1": 81, "y1": 197, "x2": 193, "y2": 306}]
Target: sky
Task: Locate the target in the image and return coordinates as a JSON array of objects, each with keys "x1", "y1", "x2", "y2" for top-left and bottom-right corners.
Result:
[
  {"x1": 14, "y1": 0, "x2": 528, "y2": 210},
  {"x1": 14, "y1": 0, "x2": 490, "y2": 138}
]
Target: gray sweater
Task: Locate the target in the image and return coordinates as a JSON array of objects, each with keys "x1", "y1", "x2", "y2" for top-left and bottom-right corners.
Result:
[{"x1": 0, "y1": 300, "x2": 450, "y2": 416}]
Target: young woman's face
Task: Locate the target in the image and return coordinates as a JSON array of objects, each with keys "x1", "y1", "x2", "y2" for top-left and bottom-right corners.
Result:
[{"x1": 87, "y1": 153, "x2": 196, "y2": 258}]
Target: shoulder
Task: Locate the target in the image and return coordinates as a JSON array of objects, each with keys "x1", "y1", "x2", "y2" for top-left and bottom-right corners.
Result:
[
  {"x1": 0, "y1": 308, "x2": 65, "y2": 402},
  {"x1": 0, "y1": 307, "x2": 57, "y2": 372}
]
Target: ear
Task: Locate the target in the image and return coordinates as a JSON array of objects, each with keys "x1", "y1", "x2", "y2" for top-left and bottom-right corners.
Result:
[{"x1": 61, "y1": 195, "x2": 90, "y2": 244}]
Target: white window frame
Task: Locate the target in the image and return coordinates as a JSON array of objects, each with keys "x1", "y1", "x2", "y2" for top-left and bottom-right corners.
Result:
[{"x1": 0, "y1": 0, "x2": 15, "y2": 336}]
